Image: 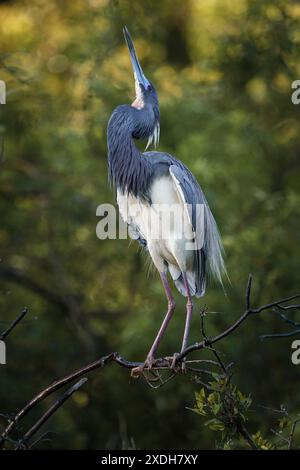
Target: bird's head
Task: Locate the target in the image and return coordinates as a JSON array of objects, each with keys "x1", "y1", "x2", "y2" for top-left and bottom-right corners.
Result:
[{"x1": 123, "y1": 26, "x2": 160, "y2": 148}]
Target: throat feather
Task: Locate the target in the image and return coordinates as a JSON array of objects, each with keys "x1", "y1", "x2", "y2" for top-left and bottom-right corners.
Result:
[{"x1": 108, "y1": 120, "x2": 152, "y2": 198}]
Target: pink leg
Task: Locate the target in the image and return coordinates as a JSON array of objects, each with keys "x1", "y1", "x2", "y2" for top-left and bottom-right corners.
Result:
[
  {"x1": 181, "y1": 272, "x2": 193, "y2": 353},
  {"x1": 146, "y1": 272, "x2": 176, "y2": 363}
]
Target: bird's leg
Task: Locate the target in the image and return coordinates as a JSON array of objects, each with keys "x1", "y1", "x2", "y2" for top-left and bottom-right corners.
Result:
[
  {"x1": 181, "y1": 272, "x2": 193, "y2": 352},
  {"x1": 163, "y1": 273, "x2": 194, "y2": 373},
  {"x1": 131, "y1": 272, "x2": 175, "y2": 378},
  {"x1": 177, "y1": 272, "x2": 193, "y2": 372},
  {"x1": 146, "y1": 273, "x2": 176, "y2": 362}
]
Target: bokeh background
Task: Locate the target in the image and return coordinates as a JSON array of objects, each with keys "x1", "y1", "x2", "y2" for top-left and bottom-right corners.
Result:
[{"x1": 0, "y1": 0, "x2": 300, "y2": 449}]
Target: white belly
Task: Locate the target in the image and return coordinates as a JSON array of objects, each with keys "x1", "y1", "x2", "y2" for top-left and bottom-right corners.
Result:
[{"x1": 117, "y1": 176, "x2": 194, "y2": 276}]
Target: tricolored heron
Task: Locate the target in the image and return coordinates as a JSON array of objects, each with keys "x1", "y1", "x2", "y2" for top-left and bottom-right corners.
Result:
[{"x1": 107, "y1": 27, "x2": 226, "y2": 373}]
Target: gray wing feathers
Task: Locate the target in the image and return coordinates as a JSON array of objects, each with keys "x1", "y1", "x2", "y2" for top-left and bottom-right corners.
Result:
[
  {"x1": 169, "y1": 164, "x2": 226, "y2": 290},
  {"x1": 144, "y1": 151, "x2": 227, "y2": 293}
]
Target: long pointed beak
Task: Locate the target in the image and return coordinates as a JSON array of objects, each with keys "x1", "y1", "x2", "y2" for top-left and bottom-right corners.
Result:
[{"x1": 123, "y1": 26, "x2": 150, "y2": 89}]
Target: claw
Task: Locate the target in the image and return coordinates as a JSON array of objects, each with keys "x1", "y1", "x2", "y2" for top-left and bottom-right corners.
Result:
[
  {"x1": 170, "y1": 353, "x2": 179, "y2": 370},
  {"x1": 131, "y1": 355, "x2": 155, "y2": 379},
  {"x1": 164, "y1": 353, "x2": 185, "y2": 373},
  {"x1": 180, "y1": 360, "x2": 187, "y2": 374}
]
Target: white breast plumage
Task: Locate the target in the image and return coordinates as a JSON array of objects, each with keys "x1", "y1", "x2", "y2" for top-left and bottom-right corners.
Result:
[{"x1": 117, "y1": 173, "x2": 195, "y2": 277}]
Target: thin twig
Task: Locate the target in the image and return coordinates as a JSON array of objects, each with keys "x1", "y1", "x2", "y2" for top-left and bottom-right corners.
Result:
[
  {"x1": 0, "y1": 352, "x2": 175, "y2": 446},
  {"x1": 278, "y1": 312, "x2": 300, "y2": 328},
  {"x1": 0, "y1": 308, "x2": 28, "y2": 340},
  {"x1": 237, "y1": 422, "x2": 258, "y2": 450},
  {"x1": 270, "y1": 428, "x2": 289, "y2": 447},
  {"x1": 177, "y1": 276, "x2": 300, "y2": 362},
  {"x1": 246, "y1": 274, "x2": 252, "y2": 311},
  {"x1": 277, "y1": 304, "x2": 300, "y2": 311},
  {"x1": 194, "y1": 377, "x2": 213, "y2": 391},
  {"x1": 288, "y1": 417, "x2": 300, "y2": 450},
  {"x1": 1, "y1": 276, "x2": 299, "y2": 448},
  {"x1": 17, "y1": 378, "x2": 88, "y2": 449},
  {"x1": 27, "y1": 431, "x2": 56, "y2": 449},
  {"x1": 257, "y1": 404, "x2": 288, "y2": 415},
  {"x1": 0, "y1": 353, "x2": 117, "y2": 446},
  {"x1": 186, "y1": 366, "x2": 219, "y2": 376},
  {"x1": 200, "y1": 307, "x2": 227, "y2": 374},
  {"x1": 260, "y1": 329, "x2": 300, "y2": 341},
  {"x1": 209, "y1": 348, "x2": 227, "y2": 374}
]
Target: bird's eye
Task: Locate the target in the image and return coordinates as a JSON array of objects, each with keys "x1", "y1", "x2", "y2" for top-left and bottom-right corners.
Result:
[{"x1": 147, "y1": 84, "x2": 152, "y2": 92}]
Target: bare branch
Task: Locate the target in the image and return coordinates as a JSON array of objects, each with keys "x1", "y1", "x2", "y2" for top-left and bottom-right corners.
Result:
[
  {"x1": 288, "y1": 417, "x2": 300, "y2": 450},
  {"x1": 0, "y1": 308, "x2": 28, "y2": 341},
  {"x1": 0, "y1": 352, "x2": 173, "y2": 446},
  {"x1": 199, "y1": 307, "x2": 227, "y2": 374},
  {"x1": 276, "y1": 304, "x2": 300, "y2": 312},
  {"x1": 260, "y1": 329, "x2": 300, "y2": 341},
  {"x1": 17, "y1": 378, "x2": 88, "y2": 449},
  {"x1": 260, "y1": 304, "x2": 300, "y2": 340},
  {"x1": 1, "y1": 276, "x2": 299, "y2": 449},
  {"x1": 176, "y1": 277, "x2": 300, "y2": 362},
  {"x1": 277, "y1": 312, "x2": 300, "y2": 328},
  {"x1": 237, "y1": 422, "x2": 258, "y2": 450},
  {"x1": 246, "y1": 273, "x2": 252, "y2": 311}
]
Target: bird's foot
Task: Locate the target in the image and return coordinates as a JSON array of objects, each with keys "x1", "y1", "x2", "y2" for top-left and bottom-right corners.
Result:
[
  {"x1": 131, "y1": 355, "x2": 155, "y2": 379},
  {"x1": 165, "y1": 353, "x2": 186, "y2": 374}
]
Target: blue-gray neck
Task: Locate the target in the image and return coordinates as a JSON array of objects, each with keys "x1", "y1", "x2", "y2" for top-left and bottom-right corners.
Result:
[{"x1": 107, "y1": 105, "x2": 153, "y2": 198}]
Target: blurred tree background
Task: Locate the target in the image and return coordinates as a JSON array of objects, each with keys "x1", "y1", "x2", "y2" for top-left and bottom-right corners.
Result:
[{"x1": 0, "y1": 0, "x2": 300, "y2": 449}]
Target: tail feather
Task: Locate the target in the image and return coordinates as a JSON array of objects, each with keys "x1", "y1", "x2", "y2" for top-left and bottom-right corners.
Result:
[
  {"x1": 204, "y1": 204, "x2": 227, "y2": 286},
  {"x1": 167, "y1": 204, "x2": 227, "y2": 299},
  {"x1": 174, "y1": 270, "x2": 205, "y2": 299},
  {"x1": 194, "y1": 247, "x2": 206, "y2": 297}
]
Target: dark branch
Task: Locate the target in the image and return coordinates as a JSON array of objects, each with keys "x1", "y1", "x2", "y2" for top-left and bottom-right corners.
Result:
[
  {"x1": 0, "y1": 352, "x2": 147, "y2": 446},
  {"x1": 274, "y1": 310, "x2": 300, "y2": 328},
  {"x1": 288, "y1": 417, "x2": 300, "y2": 450},
  {"x1": 1, "y1": 275, "x2": 299, "y2": 448},
  {"x1": 260, "y1": 329, "x2": 300, "y2": 341},
  {"x1": 246, "y1": 273, "x2": 252, "y2": 311},
  {"x1": 276, "y1": 304, "x2": 300, "y2": 311},
  {"x1": 176, "y1": 275, "x2": 300, "y2": 362},
  {"x1": 17, "y1": 378, "x2": 88, "y2": 449},
  {"x1": 0, "y1": 308, "x2": 28, "y2": 341},
  {"x1": 259, "y1": 304, "x2": 300, "y2": 341},
  {"x1": 200, "y1": 307, "x2": 227, "y2": 374},
  {"x1": 237, "y1": 422, "x2": 258, "y2": 450}
]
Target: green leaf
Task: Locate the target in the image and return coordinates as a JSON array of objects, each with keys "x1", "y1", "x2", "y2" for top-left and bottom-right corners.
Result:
[{"x1": 212, "y1": 403, "x2": 221, "y2": 415}]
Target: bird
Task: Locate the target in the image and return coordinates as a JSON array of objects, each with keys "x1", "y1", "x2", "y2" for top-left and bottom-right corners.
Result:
[{"x1": 107, "y1": 27, "x2": 226, "y2": 374}]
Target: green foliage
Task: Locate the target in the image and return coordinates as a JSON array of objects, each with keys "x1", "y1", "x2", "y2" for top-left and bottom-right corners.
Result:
[
  {"x1": 192, "y1": 377, "x2": 255, "y2": 449},
  {"x1": 252, "y1": 432, "x2": 274, "y2": 450},
  {"x1": 192, "y1": 379, "x2": 300, "y2": 449}
]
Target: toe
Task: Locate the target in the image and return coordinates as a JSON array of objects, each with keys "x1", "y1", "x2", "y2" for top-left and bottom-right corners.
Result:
[
  {"x1": 145, "y1": 355, "x2": 154, "y2": 369},
  {"x1": 131, "y1": 365, "x2": 144, "y2": 378},
  {"x1": 131, "y1": 356, "x2": 155, "y2": 379}
]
